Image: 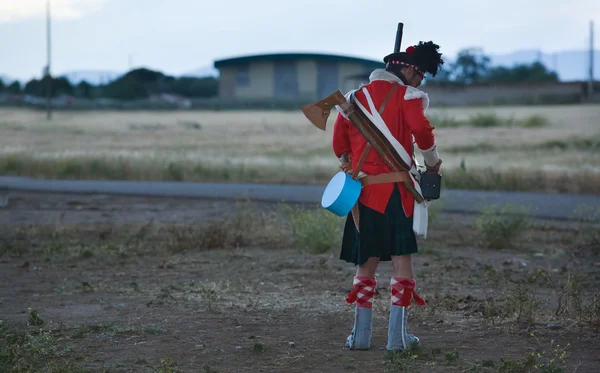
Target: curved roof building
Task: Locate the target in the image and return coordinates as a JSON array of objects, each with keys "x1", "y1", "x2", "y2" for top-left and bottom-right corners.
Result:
[{"x1": 213, "y1": 52, "x2": 384, "y2": 101}]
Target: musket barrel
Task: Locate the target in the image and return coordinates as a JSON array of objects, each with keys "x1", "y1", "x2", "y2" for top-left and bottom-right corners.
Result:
[{"x1": 394, "y1": 23, "x2": 404, "y2": 53}]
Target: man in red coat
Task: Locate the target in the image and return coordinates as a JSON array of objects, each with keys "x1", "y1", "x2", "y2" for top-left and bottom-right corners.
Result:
[{"x1": 333, "y1": 41, "x2": 444, "y2": 351}]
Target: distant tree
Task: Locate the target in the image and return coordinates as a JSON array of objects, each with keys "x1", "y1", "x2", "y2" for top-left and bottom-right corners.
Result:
[
  {"x1": 23, "y1": 76, "x2": 74, "y2": 97},
  {"x1": 172, "y1": 77, "x2": 218, "y2": 98},
  {"x1": 101, "y1": 68, "x2": 169, "y2": 100},
  {"x1": 433, "y1": 67, "x2": 454, "y2": 82},
  {"x1": 99, "y1": 68, "x2": 219, "y2": 100},
  {"x1": 76, "y1": 80, "x2": 94, "y2": 99},
  {"x1": 23, "y1": 79, "x2": 39, "y2": 95},
  {"x1": 6, "y1": 81, "x2": 21, "y2": 94},
  {"x1": 433, "y1": 48, "x2": 561, "y2": 85},
  {"x1": 451, "y1": 47, "x2": 491, "y2": 84},
  {"x1": 52, "y1": 76, "x2": 75, "y2": 96},
  {"x1": 423, "y1": 66, "x2": 454, "y2": 86},
  {"x1": 485, "y1": 61, "x2": 559, "y2": 83},
  {"x1": 0, "y1": 79, "x2": 5, "y2": 92}
]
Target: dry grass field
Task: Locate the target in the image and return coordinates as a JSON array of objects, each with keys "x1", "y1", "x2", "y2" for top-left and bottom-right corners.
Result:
[
  {"x1": 1, "y1": 106, "x2": 599, "y2": 372},
  {"x1": 1, "y1": 105, "x2": 599, "y2": 193},
  {"x1": 1, "y1": 191, "x2": 599, "y2": 372}
]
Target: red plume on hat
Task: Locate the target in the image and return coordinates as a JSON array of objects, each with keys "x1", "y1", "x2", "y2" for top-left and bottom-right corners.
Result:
[{"x1": 406, "y1": 46, "x2": 416, "y2": 54}]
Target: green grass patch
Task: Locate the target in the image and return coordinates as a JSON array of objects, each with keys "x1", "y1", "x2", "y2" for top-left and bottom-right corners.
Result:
[
  {"x1": 0, "y1": 315, "x2": 187, "y2": 373},
  {"x1": 521, "y1": 114, "x2": 550, "y2": 128},
  {"x1": 0, "y1": 201, "x2": 344, "y2": 262},
  {"x1": 475, "y1": 204, "x2": 531, "y2": 250},
  {"x1": 444, "y1": 143, "x2": 498, "y2": 153},
  {"x1": 428, "y1": 113, "x2": 550, "y2": 129},
  {"x1": 467, "y1": 113, "x2": 508, "y2": 127},
  {"x1": 278, "y1": 204, "x2": 343, "y2": 254},
  {"x1": 385, "y1": 339, "x2": 570, "y2": 373},
  {"x1": 1, "y1": 154, "x2": 599, "y2": 195},
  {"x1": 0, "y1": 153, "x2": 334, "y2": 185},
  {"x1": 428, "y1": 114, "x2": 465, "y2": 128},
  {"x1": 0, "y1": 319, "x2": 88, "y2": 373},
  {"x1": 535, "y1": 136, "x2": 600, "y2": 151}
]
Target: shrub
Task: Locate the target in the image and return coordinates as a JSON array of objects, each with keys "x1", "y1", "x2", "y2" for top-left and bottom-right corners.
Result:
[
  {"x1": 522, "y1": 114, "x2": 549, "y2": 128},
  {"x1": 279, "y1": 205, "x2": 343, "y2": 254},
  {"x1": 475, "y1": 204, "x2": 530, "y2": 250},
  {"x1": 468, "y1": 113, "x2": 511, "y2": 127}
]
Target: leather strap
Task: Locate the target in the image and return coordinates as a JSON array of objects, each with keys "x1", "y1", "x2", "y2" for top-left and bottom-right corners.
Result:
[
  {"x1": 378, "y1": 83, "x2": 399, "y2": 116},
  {"x1": 351, "y1": 143, "x2": 371, "y2": 180},
  {"x1": 350, "y1": 83, "x2": 400, "y2": 180},
  {"x1": 360, "y1": 171, "x2": 410, "y2": 186},
  {"x1": 349, "y1": 83, "x2": 401, "y2": 232}
]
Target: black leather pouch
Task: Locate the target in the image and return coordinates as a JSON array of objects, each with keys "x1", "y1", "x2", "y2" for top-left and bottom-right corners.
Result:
[{"x1": 419, "y1": 172, "x2": 442, "y2": 200}]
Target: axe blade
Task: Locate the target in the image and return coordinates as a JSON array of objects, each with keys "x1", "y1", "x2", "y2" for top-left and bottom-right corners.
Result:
[{"x1": 301, "y1": 90, "x2": 347, "y2": 131}]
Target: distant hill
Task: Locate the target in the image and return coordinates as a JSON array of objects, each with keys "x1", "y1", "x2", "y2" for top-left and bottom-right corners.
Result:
[{"x1": 486, "y1": 49, "x2": 599, "y2": 82}]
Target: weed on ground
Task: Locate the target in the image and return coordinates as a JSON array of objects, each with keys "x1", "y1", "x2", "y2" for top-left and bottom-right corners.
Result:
[{"x1": 1, "y1": 195, "x2": 599, "y2": 372}]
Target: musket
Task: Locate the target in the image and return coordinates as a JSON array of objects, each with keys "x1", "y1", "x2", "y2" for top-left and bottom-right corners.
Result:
[{"x1": 301, "y1": 23, "x2": 425, "y2": 204}]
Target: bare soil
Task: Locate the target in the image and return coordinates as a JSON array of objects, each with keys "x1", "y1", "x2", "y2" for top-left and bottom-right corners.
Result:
[{"x1": 1, "y1": 192, "x2": 599, "y2": 373}]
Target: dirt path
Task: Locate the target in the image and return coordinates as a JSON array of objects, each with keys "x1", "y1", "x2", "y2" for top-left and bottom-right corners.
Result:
[{"x1": 1, "y1": 192, "x2": 599, "y2": 373}]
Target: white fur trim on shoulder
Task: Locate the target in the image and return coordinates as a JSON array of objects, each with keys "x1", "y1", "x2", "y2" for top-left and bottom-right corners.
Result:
[
  {"x1": 404, "y1": 86, "x2": 430, "y2": 111},
  {"x1": 369, "y1": 69, "x2": 404, "y2": 84}
]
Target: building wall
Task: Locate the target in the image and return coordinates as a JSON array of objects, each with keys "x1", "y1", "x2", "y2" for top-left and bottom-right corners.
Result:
[
  {"x1": 218, "y1": 58, "x2": 378, "y2": 101},
  {"x1": 237, "y1": 62, "x2": 274, "y2": 99},
  {"x1": 219, "y1": 59, "x2": 587, "y2": 106},
  {"x1": 218, "y1": 62, "x2": 274, "y2": 99},
  {"x1": 218, "y1": 69, "x2": 236, "y2": 99},
  {"x1": 338, "y1": 63, "x2": 373, "y2": 93},
  {"x1": 297, "y1": 60, "x2": 317, "y2": 99}
]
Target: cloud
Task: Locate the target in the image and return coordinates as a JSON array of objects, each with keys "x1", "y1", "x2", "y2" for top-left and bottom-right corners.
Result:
[{"x1": 0, "y1": 0, "x2": 106, "y2": 23}]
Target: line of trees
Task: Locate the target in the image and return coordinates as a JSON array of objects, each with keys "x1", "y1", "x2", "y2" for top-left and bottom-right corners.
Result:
[
  {"x1": 0, "y1": 68, "x2": 219, "y2": 101},
  {"x1": 0, "y1": 48, "x2": 561, "y2": 101},
  {"x1": 428, "y1": 48, "x2": 559, "y2": 85}
]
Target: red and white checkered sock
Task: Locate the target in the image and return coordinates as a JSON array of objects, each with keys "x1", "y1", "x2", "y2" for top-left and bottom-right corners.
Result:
[
  {"x1": 346, "y1": 276, "x2": 376, "y2": 309},
  {"x1": 390, "y1": 277, "x2": 426, "y2": 307}
]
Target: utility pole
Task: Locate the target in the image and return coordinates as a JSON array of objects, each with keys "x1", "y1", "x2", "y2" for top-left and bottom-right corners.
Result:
[
  {"x1": 46, "y1": 0, "x2": 52, "y2": 120},
  {"x1": 589, "y1": 20, "x2": 595, "y2": 97}
]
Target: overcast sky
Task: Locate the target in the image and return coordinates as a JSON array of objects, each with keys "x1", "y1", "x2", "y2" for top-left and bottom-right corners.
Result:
[{"x1": 1, "y1": 0, "x2": 598, "y2": 81}]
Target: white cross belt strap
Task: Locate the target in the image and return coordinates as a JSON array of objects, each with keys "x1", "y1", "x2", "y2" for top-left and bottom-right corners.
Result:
[{"x1": 351, "y1": 87, "x2": 430, "y2": 239}]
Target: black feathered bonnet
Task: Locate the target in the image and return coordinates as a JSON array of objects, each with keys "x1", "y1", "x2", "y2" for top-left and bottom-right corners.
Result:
[{"x1": 383, "y1": 41, "x2": 444, "y2": 78}]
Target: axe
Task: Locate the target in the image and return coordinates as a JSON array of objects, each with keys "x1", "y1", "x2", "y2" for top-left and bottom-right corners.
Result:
[{"x1": 301, "y1": 22, "x2": 404, "y2": 130}]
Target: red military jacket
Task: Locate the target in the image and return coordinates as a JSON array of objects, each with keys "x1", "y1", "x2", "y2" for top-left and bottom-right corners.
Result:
[{"x1": 332, "y1": 69, "x2": 437, "y2": 217}]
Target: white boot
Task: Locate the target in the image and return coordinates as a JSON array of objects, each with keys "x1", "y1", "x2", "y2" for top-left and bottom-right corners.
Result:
[
  {"x1": 386, "y1": 305, "x2": 420, "y2": 351},
  {"x1": 346, "y1": 307, "x2": 373, "y2": 350},
  {"x1": 386, "y1": 277, "x2": 425, "y2": 351},
  {"x1": 345, "y1": 276, "x2": 376, "y2": 350}
]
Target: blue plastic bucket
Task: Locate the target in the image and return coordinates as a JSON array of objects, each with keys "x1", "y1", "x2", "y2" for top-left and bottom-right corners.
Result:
[{"x1": 321, "y1": 171, "x2": 362, "y2": 217}]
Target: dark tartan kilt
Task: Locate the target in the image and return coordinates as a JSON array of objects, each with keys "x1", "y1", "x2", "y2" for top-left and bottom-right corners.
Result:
[{"x1": 340, "y1": 184, "x2": 418, "y2": 266}]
